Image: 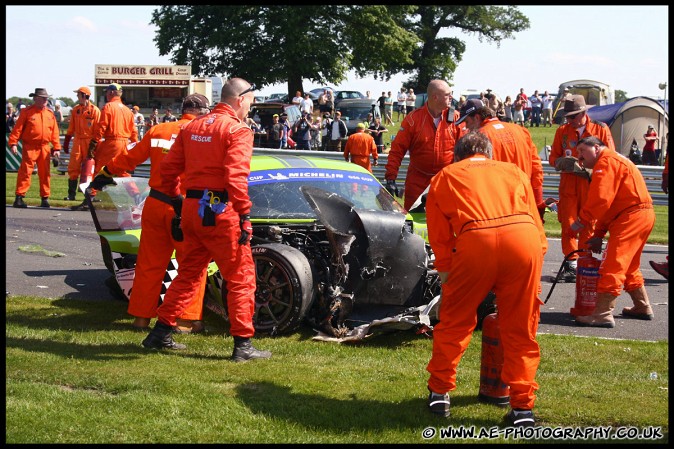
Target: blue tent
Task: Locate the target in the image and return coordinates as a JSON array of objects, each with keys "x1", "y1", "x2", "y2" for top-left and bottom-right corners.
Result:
[{"x1": 586, "y1": 96, "x2": 669, "y2": 157}]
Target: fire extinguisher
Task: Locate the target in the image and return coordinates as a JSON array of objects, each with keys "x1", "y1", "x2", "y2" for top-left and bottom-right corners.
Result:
[
  {"x1": 80, "y1": 158, "x2": 95, "y2": 184},
  {"x1": 570, "y1": 250, "x2": 601, "y2": 317},
  {"x1": 478, "y1": 309, "x2": 510, "y2": 407}
]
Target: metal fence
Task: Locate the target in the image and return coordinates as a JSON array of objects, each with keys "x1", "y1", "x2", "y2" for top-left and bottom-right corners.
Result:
[{"x1": 51, "y1": 142, "x2": 669, "y2": 206}]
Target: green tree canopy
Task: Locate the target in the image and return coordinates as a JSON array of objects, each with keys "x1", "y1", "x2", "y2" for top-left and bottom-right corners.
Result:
[{"x1": 151, "y1": 5, "x2": 529, "y2": 97}]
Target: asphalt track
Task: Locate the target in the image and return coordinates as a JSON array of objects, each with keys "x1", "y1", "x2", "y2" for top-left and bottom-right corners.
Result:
[{"x1": 5, "y1": 204, "x2": 669, "y2": 342}]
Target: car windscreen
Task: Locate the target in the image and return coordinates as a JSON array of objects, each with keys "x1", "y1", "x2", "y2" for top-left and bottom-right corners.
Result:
[
  {"x1": 338, "y1": 105, "x2": 374, "y2": 123},
  {"x1": 248, "y1": 168, "x2": 403, "y2": 219}
]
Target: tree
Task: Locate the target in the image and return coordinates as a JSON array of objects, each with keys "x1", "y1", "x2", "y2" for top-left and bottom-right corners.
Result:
[
  {"x1": 393, "y1": 6, "x2": 530, "y2": 92},
  {"x1": 150, "y1": 6, "x2": 528, "y2": 97},
  {"x1": 615, "y1": 89, "x2": 628, "y2": 103},
  {"x1": 150, "y1": 5, "x2": 418, "y2": 98}
]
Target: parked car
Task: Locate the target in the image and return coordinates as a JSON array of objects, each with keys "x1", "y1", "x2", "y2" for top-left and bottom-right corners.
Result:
[
  {"x1": 335, "y1": 99, "x2": 379, "y2": 135},
  {"x1": 85, "y1": 156, "x2": 441, "y2": 338},
  {"x1": 333, "y1": 90, "x2": 366, "y2": 107},
  {"x1": 47, "y1": 98, "x2": 72, "y2": 118},
  {"x1": 266, "y1": 93, "x2": 288, "y2": 103}
]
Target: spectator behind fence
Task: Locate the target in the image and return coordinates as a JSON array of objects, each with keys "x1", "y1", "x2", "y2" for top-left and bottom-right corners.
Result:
[{"x1": 642, "y1": 124, "x2": 658, "y2": 166}]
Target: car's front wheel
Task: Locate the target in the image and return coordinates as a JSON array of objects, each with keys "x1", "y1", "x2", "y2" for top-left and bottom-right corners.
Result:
[{"x1": 220, "y1": 243, "x2": 315, "y2": 336}]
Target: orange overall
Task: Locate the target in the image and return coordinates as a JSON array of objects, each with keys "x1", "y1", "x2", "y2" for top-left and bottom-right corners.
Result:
[
  {"x1": 385, "y1": 106, "x2": 463, "y2": 210},
  {"x1": 106, "y1": 115, "x2": 207, "y2": 322},
  {"x1": 343, "y1": 131, "x2": 378, "y2": 172},
  {"x1": 64, "y1": 102, "x2": 101, "y2": 181},
  {"x1": 576, "y1": 149, "x2": 654, "y2": 296},
  {"x1": 90, "y1": 96, "x2": 138, "y2": 174},
  {"x1": 8, "y1": 105, "x2": 61, "y2": 197},
  {"x1": 426, "y1": 155, "x2": 547, "y2": 410},
  {"x1": 549, "y1": 119, "x2": 614, "y2": 259},
  {"x1": 159, "y1": 103, "x2": 256, "y2": 337},
  {"x1": 478, "y1": 117, "x2": 544, "y2": 209}
]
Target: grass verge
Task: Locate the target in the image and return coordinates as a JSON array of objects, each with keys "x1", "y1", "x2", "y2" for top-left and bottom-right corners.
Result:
[{"x1": 6, "y1": 295, "x2": 668, "y2": 444}]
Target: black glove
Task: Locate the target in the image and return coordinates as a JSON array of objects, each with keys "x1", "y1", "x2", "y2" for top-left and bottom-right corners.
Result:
[
  {"x1": 88, "y1": 166, "x2": 116, "y2": 192},
  {"x1": 62, "y1": 135, "x2": 72, "y2": 154},
  {"x1": 170, "y1": 194, "x2": 184, "y2": 217},
  {"x1": 537, "y1": 204, "x2": 546, "y2": 224},
  {"x1": 87, "y1": 140, "x2": 98, "y2": 159},
  {"x1": 171, "y1": 215, "x2": 183, "y2": 242},
  {"x1": 385, "y1": 179, "x2": 399, "y2": 197},
  {"x1": 238, "y1": 214, "x2": 252, "y2": 245}
]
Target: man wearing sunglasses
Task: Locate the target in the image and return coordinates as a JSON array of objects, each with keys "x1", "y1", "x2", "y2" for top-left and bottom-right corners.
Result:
[
  {"x1": 144, "y1": 78, "x2": 271, "y2": 362},
  {"x1": 549, "y1": 95, "x2": 615, "y2": 282}
]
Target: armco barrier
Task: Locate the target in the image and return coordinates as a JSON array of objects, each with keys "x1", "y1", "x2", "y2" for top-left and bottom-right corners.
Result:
[{"x1": 50, "y1": 145, "x2": 669, "y2": 206}]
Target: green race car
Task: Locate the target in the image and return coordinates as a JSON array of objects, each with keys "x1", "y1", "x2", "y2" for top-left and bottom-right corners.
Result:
[{"x1": 86, "y1": 155, "x2": 441, "y2": 339}]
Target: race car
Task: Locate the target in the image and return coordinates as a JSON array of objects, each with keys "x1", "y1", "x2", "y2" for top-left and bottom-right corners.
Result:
[{"x1": 86, "y1": 155, "x2": 441, "y2": 339}]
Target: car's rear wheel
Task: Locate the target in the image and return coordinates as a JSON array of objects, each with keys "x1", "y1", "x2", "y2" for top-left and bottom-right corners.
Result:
[{"x1": 221, "y1": 243, "x2": 314, "y2": 336}]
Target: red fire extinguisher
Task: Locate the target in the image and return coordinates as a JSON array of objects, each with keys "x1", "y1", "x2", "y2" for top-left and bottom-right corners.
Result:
[
  {"x1": 478, "y1": 310, "x2": 510, "y2": 406},
  {"x1": 570, "y1": 250, "x2": 601, "y2": 317},
  {"x1": 80, "y1": 158, "x2": 95, "y2": 184}
]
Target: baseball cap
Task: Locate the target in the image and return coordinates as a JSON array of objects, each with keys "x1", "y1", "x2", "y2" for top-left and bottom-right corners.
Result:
[
  {"x1": 272, "y1": 114, "x2": 279, "y2": 118},
  {"x1": 563, "y1": 95, "x2": 587, "y2": 116},
  {"x1": 182, "y1": 93, "x2": 210, "y2": 110},
  {"x1": 455, "y1": 98, "x2": 484, "y2": 125},
  {"x1": 74, "y1": 86, "x2": 91, "y2": 96},
  {"x1": 648, "y1": 124, "x2": 654, "y2": 129},
  {"x1": 105, "y1": 83, "x2": 123, "y2": 91}
]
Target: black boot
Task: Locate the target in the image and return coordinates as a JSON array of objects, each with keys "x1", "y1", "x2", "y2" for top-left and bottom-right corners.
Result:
[
  {"x1": 64, "y1": 179, "x2": 77, "y2": 201},
  {"x1": 142, "y1": 321, "x2": 187, "y2": 350},
  {"x1": 231, "y1": 336, "x2": 271, "y2": 362},
  {"x1": 13, "y1": 195, "x2": 27, "y2": 208},
  {"x1": 71, "y1": 200, "x2": 89, "y2": 211},
  {"x1": 39, "y1": 197, "x2": 50, "y2": 208}
]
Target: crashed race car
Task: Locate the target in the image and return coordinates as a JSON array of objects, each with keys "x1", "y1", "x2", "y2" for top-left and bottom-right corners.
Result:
[{"x1": 86, "y1": 155, "x2": 442, "y2": 341}]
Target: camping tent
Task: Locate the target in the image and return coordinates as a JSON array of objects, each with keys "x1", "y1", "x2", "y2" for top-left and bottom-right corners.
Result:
[{"x1": 586, "y1": 96, "x2": 669, "y2": 158}]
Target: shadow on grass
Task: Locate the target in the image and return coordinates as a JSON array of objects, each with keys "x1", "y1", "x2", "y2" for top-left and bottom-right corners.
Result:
[{"x1": 234, "y1": 380, "x2": 502, "y2": 433}]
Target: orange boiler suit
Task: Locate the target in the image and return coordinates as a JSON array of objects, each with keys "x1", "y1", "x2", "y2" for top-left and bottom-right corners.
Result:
[
  {"x1": 105, "y1": 114, "x2": 207, "y2": 322},
  {"x1": 90, "y1": 96, "x2": 138, "y2": 174},
  {"x1": 426, "y1": 155, "x2": 547, "y2": 411},
  {"x1": 8, "y1": 104, "x2": 61, "y2": 198},
  {"x1": 478, "y1": 117, "x2": 545, "y2": 212},
  {"x1": 64, "y1": 102, "x2": 101, "y2": 181},
  {"x1": 159, "y1": 103, "x2": 256, "y2": 337},
  {"x1": 343, "y1": 131, "x2": 378, "y2": 172},
  {"x1": 575, "y1": 148, "x2": 654, "y2": 297},
  {"x1": 549, "y1": 119, "x2": 614, "y2": 259},
  {"x1": 385, "y1": 106, "x2": 463, "y2": 210}
]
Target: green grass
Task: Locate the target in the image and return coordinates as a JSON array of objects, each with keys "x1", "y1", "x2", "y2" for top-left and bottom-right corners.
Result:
[
  {"x1": 5, "y1": 295, "x2": 668, "y2": 443},
  {"x1": 6, "y1": 169, "x2": 669, "y2": 244}
]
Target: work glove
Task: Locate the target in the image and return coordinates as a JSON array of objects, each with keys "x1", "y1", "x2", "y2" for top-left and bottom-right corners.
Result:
[
  {"x1": 554, "y1": 156, "x2": 577, "y2": 172},
  {"x1": 585, "y1": 236, "x2": 603, "y2": 254},
  {"x1": 88, "y1": 166, "x2": 116, "y2": 193},
  {"x1": 537, "y1": 203, "x2": 546, "y2": 224},
  {"x1": 62, "y1": 135, "x2": 72, "y2": 154},
  {"x1": 238, "y1": 214, "x2": 252, "y2": 245},
  {"x1": 567, "y1": 220, "x2": 585, "y2": 238},
  {"x1": 87, "y1": 140, "x2": 98, "y2": 159},
  {"x1": 662, "y1": 172, "x2": 668, "y2": 194},
  {"x1": 385, "y1": 179, "x2": 399, "y2": 197},
  {"x1": 170, "y1": 194, "x2": 184, "y2": 218}
]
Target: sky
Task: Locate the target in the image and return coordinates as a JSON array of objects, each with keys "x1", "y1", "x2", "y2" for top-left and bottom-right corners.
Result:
[{"x1": 5, "y1": 5, "x2": 669, "y2": 102}]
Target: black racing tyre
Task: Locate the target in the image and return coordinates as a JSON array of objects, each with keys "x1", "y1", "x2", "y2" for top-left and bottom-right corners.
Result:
[{"x1": 222, "y1": 243, "x2": 314, "y2": 336}]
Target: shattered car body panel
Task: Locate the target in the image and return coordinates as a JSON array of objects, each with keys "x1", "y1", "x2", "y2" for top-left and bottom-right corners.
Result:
[{"x1": 86, "y1": 155, "x2": 441, "y2": 340}]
